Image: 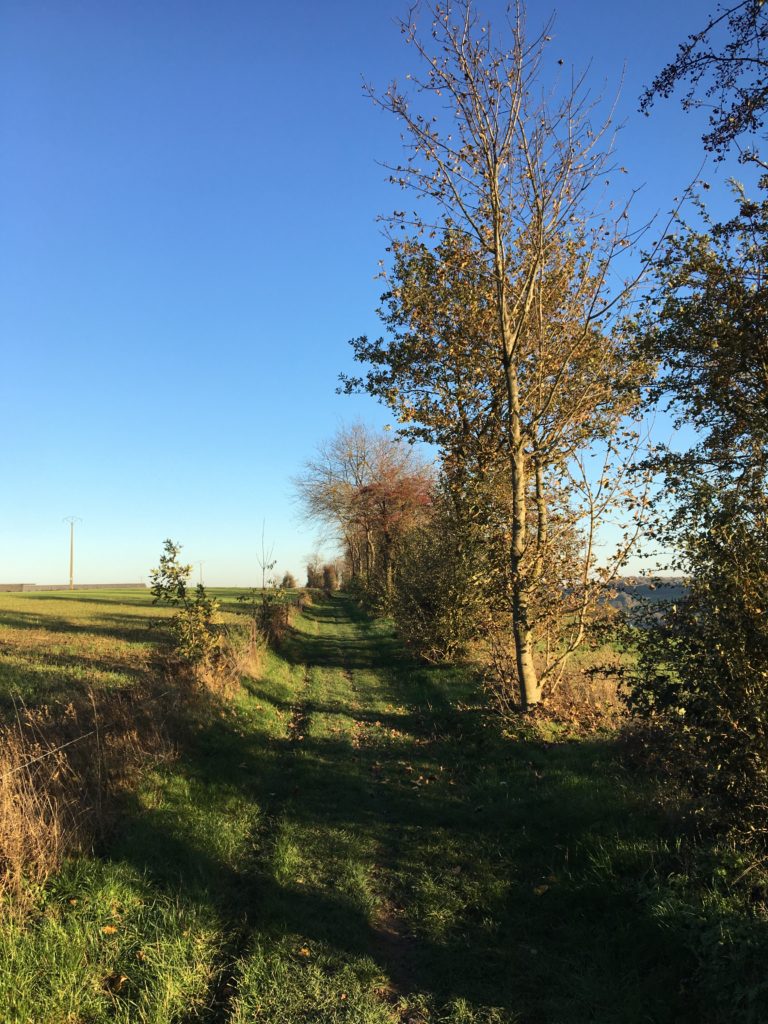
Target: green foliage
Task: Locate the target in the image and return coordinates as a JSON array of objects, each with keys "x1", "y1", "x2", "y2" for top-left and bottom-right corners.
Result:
[
  {"x1": 150, "y1": 539, "x2": 225, "y2": 674},
  {"x1": 643, "y1": 185, "x2": 768, "y2": 457},
  {"x1": 631, "y1": 186, "x2": 768, "y2": 845},
  {"x1": 628, "y1": 482, "x2": 768, "y2": 843},
  {"x1": 391, "y1": 488, "x2": 487, "y2": 663},
  {"x1": 149, "y1": 539, "x2": 192, "y2": 607},
  {"x1": 238, "y1": 584, "x2": 293, "y2": 646}
]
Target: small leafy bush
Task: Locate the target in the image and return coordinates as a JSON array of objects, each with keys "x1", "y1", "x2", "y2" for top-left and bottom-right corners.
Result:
[
  {"x1": 150, "y1": 540, "x2": 226, "y2": 678},
  {"x1": 237, "y1": 585, "x2": 296, "y2": 647},
  {"x1": 626, "y1": 488, "x2": 768, "y2": 846}
]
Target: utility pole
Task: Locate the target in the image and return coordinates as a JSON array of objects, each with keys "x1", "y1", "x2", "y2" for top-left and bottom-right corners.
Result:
[
  {"x1": 63, "y1": 516, "x2": 82, "y2": 590},
  {"x1": 196, "y1": 561, "x2": 205, "y2": 586}
]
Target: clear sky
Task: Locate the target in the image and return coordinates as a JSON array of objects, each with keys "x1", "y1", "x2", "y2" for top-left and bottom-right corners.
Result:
[{"x1": 0, "y1": 0, "x2": 744, "y2": 585}]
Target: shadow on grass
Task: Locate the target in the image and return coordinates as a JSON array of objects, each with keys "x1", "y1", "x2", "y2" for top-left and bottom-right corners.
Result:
[
  {"x1": 0, "y1": 655, "x2": 151, "y2": 713},
  {"x1": 105, "y1": 598, "x2": 765, "y2": 1024},
  {"x1": 98, "y1": 595, "x2": 767, "y2": 1023},
  {"x1": 0, "y1": 592, "x2": 154, "y2": 608},
  {"x1": 0, "y1": 608, "x2": 161, "y2": 645},
  {"x1": 278, "y1": 607, "x2": 403, "y2": 672},
  {"x1": 111, "y1": 710, "x2": 700, "y2": 1021}
]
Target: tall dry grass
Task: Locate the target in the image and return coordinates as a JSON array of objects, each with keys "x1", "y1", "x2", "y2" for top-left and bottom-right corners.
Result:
[{"x1": 0, "y1": 685, "x2": 175, "y2": 898}]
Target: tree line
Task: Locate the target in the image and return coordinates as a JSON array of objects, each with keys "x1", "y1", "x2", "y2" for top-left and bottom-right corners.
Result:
[{"x1": 298, "y1": 1, "x2": 768, "y2": 847}]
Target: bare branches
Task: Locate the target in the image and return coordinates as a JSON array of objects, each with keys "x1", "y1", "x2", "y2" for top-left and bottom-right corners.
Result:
[
  {"x1": 640, "y1": 0, "x2": 768, "y2": 166},
  {"x1": 294, "y1": 423, "x2": 433, "y2": 606}
]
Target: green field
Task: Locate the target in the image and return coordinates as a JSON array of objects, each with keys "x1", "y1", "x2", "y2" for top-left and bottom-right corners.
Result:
[{"x1": 1, "y1": 590, "x2": 766, "y2": 1023}]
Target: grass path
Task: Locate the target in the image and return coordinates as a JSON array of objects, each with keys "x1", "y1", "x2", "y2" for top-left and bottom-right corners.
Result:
[
  {"x1": 119, "y1": 596, "x2": 709, "y2": 1023},
  {"x1": 3, "y1": 592, "x2": 767, "y2": 1023}
]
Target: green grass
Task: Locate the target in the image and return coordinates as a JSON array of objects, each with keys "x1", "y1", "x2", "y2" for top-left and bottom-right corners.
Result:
[
  {"x1": 0, "y1": 588, "x2": 171, "y2": 708},
  {"x1": 1, "y1": 591, "x2": 767, "y2": 1022}
]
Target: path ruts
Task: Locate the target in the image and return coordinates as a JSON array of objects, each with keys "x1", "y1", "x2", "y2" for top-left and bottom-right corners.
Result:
[{"x1": 168, "y1": 593, "x2": 691, "y2": 1024}]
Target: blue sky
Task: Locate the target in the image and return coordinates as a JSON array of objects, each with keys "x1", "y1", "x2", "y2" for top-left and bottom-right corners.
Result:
[{"x1": 0, "y1": 0, "x2": 745, "y2": 584}]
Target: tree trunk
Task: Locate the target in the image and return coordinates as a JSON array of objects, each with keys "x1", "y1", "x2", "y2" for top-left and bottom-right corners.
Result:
[
  {"x1": 365, "y1": 530, "x2": 375, "y2": 582},
  {"x1": 496, "y1": 237, "x2": 542, "y2": 708},
  {"x1": 512, "y1": 582, "x2": 541, "y2": 707},
  {"x1": 382, "y1": 533, "x2": 394, "y2": 604},
  {"x1": 345, "y1": 534, "x2": 360, "y2": 581}
]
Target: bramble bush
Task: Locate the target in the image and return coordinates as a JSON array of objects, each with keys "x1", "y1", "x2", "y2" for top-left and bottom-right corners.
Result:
[{"x1": 629, "y1": 186, "x2": 768, "y2": 847}]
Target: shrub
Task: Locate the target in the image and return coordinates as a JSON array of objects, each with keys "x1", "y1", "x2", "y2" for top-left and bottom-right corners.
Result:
[
  {"x1": 237, "y1": 587, "x2": 296, "y2": 648},
  {"x1": 626, "y1": 487, "x2": 768, "y2": 845},
  {"x1": 281, "y1": 572, "x2": 297, "y2": 589},
  {"x1": 150, "y1": 540, "x2": 227, "y2": 680},
  {"x1": 322, "y1": 563, "x2": 339, "y2": 593},
  {"x1": 391, "y1": 495, "x2": 487, "y2": 663},
  {"x1": 306, "y1": 559, "x2": 323, "y2": 589}
]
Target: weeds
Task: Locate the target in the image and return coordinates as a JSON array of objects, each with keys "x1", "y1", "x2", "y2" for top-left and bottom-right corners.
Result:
[
  {"x1": 237, "y1": 585, "x2": 297, "y2": 647},
  {"x1": 0, "y1": 686, "x2": 174, "y2": 898}
]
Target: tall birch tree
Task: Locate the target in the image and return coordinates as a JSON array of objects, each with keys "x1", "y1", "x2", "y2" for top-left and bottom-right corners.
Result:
[{"x1": 344, "y1": 1, "x2": 651, "y2": 707}]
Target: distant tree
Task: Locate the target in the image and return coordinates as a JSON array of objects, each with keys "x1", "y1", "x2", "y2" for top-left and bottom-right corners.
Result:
[
  {"x1": 640, "y1": 0, "x2": 768, "y2": 167},
  {"x1": 305, "y1": 554, "x2": 323, "y2": 590},
  {"x1": 295, "y1": 424, "x2": 378, "y2": 583},
  {"x1": 295, "y1": 423, "x2": 432, "y2": 608},
  {"x1": 322, "y1": 563, "x2": 339, "y2": 593},
  {"x1": 281, "y1": 572, "x2": 297, "y2": 590}
]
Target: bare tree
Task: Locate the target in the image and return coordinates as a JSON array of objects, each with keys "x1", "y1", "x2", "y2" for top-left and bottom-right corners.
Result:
[
  {"x1": 256, "y1": 520, "x2": 277, "y2": 592},
  {"x1": 295, "y1": 423, "x2": 433, "y2": 607}
]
